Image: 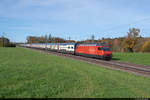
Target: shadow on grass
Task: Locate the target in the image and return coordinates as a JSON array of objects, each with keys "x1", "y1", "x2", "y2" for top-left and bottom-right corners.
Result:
[{"x1": 112, "y1": 57, "x2": 120, "y2": 61}]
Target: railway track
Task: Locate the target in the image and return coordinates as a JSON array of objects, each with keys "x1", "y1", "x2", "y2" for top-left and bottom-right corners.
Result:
[{"x1": 24, "y1": 47, "x2": 150, "y2": 78}]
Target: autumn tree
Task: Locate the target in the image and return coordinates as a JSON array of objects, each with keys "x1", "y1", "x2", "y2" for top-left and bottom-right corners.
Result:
[
  {"x1": 48, "y1": 34, "x2": 52, "y2": 42},
  {"x1": 112, "y1": 39, "x2": 121, "y2": 52},
  {"x1": 123, "y1": 28, "x2": 140, "y2": 52},
  {"x1": 141, "y1": 38, "x2": 150, "y2": 52},
  {"x1": 44, "y1": 34, "x2": 48, "y2": 43},
  {"x1": 27, "y1": 36, "x2": 36, "y2": 43},
  {"x1": 100, "y1": 37, "x2": 105, "y2": 43}
]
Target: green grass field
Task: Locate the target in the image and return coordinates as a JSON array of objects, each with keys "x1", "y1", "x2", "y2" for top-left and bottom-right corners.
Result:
[
  {"x1": 0, "y1": 47, "x2": 150, "y2": 98},
  {"x1": 113, "y1": 52, "x2": 150, "y2": 66}
]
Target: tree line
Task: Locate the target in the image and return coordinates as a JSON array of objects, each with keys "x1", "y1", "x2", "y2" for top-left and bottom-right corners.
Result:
[
  {"x1": 99, "y1": 28, "x2": 150, "y2": 52},
  {"x1": 27, "y1": 34, "x2": 75, "y2": 44},
  {"x1": 0, "y1": 37, "x2": 16, "y2": 47},
  {"x1": 26, "y1": 28, "x2": 150, "y2": 53}
]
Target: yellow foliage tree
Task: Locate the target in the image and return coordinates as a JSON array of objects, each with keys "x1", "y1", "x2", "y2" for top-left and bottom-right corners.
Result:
[
  {"x1": 123, "y1": 28, "x2": 140, "y2": 52},
  {"x1": 141, "y1": 38, "x2": 150, "y2": 52}
]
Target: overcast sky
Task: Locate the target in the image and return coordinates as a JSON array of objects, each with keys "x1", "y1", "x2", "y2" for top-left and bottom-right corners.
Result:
[{"x1": 0, "y1": 0, "x2": 150, "y2": 42}]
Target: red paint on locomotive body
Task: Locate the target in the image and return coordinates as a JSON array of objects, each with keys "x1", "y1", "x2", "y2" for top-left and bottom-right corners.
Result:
[{"x1": 75, "y1": 43, "x2": 112, "y2": 60}]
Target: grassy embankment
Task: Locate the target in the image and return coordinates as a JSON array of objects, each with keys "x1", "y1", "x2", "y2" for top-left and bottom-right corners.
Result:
[
  {"x1": 0, "y1": 47, "x2": 150, "y2": 98},
  {"x1": 113, "y1": 52, "x2": 150, "y2": 66}
]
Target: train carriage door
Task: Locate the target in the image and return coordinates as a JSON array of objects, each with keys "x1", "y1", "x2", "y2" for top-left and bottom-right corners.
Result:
[
  {"x1": 50, "y1": 45, "x2": 51, "y2": 50},
  {"x1": 57, "y1": 44, "x2": 59, "y2": 52},
  {"x1": 89, "y1": 46, "x2": 95, "y2": 55}
]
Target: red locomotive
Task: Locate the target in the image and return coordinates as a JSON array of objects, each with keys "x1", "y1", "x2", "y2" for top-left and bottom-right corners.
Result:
[{"x1": 75, "y1": 43, "x2": 112, "y2": 60}]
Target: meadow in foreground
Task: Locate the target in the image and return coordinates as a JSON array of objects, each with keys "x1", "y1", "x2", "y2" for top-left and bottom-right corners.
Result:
[{"x1": 0, "y1": 47, "x2": 150, "y2": 98}]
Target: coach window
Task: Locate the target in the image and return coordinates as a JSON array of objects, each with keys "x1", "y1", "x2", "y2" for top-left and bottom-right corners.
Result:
[
  {"x1": 71, "y1": 47, "x2": 73, "y2": 49},
  {"x1": 68, "y1": 47, "x2": 70, "y2": 49}
]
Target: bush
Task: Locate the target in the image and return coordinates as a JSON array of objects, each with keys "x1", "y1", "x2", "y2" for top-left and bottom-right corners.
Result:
[
  {"x1": 5, "y1": 43, "x2": 16, "y2": 47},
  {"x1": 141, "y1": 39, "x2": 150, "y2": 52},
  {"x1": 0, "y1": 43, "x2": 2, "y2": 47}
]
